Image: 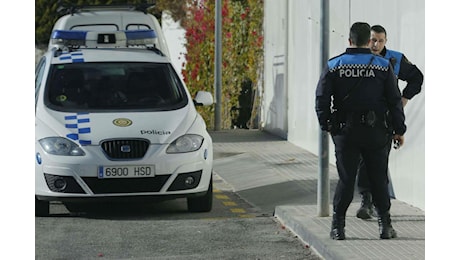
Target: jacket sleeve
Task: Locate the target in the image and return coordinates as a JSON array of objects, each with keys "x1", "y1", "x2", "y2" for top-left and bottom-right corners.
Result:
[
  {"x1": 384, "y1": 65, "x2": 407, "y2": 135},
  {"x1": 315, "y1": 65, "x2": 333, "y2": 131},
  {"x1": 398, "y1": 54, "x2": 424, "y2": 99}
]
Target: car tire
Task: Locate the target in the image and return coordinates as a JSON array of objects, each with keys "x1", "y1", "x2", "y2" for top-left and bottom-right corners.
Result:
[
  {"x1": 35, "y1": 197, "x2": 49, "y2": 217},
  {"x1": 187, "y1": 176, "x2": 213, "y2": 212}
]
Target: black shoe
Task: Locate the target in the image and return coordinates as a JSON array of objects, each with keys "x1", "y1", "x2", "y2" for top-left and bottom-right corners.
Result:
[
  {"x1": 330, "y1": 228, "x2": 345, "y2": 240},
  {"x1": 371, "y1": 206, "x2": 379, "y2": 218},
  {"x1": 378, "y1": 213, "x2": 397, "y2": 239},
  {"x1": 356, "y1": 192, "x2": 373, "y2": 219},
  {"x1": 356, "y1": 205, "x2": 373, "y2": 219},
  {"x1": 330, "y1": 213, "x2": 346, "y2": 240},
  {"x1": 380, "y1": 226, "x2": 397, "y2": 239}
]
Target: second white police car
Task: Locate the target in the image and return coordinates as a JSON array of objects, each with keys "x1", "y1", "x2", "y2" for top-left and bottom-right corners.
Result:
[{"x1": 35, "y1": 29, "x2": 214, "y2": 216}]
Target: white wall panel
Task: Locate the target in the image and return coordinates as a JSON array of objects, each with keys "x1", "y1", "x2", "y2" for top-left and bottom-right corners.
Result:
[
  {"x1": 263, "y1": 0, "x2": 288, "y2": 138},
  {"x1": 285, "y1": 0, "x2": 322, "y2": 152},
  {"x1": 263, "y1": 0, "x2": 425, "y2": 209}
]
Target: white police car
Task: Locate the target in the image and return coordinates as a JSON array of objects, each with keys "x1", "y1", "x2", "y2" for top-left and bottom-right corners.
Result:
[{"x1": 35, "y1": 29, "x2": 214, "y2": 216}]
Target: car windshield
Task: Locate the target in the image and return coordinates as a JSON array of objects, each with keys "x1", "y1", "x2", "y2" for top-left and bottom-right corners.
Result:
[{"x1": 46, "y1": 62, "x2": 187, "y2": 111}]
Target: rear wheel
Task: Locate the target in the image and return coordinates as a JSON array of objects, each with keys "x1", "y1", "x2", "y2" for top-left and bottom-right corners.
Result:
[
  {"x1": 35, "y1": 197, "x2": 49, "y2": 217},
  {"x1": 187, "y1": 176, "x2": 213, "y2": 212}
]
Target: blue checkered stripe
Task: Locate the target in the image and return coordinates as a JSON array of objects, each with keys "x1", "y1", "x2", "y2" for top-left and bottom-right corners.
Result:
[
  {"x1": 65, "y1": 113, "x2": 91, "y2": 145},
  {"x1": 59, "y1": 52, "x2": 84, "y2": 63}
]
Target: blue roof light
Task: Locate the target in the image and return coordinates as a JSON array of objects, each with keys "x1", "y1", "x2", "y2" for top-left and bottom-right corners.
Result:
[
  {"x1": 125, "y1": 30, "x2": 157, "y2": 40},
  {"x1": 51, "y1": 30, "x2": 87, "y2": 47},
  {"x1": 51, "y1": 30, "x2": 87, "y2": 41},
  {"x1": 125, "y1": 30, "x2": 157, "y2": 47},
  {"x1": 50, "y1": 29, "x2": 158, "y2": 49}
]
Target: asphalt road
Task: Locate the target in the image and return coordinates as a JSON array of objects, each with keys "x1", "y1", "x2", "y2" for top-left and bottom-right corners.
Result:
[
  {"x1": 35, "y1": 173, "x2": 322, "y2": 259},
  {"x1": 35, "y1": 129, "x2": 326, "y2": 259}
]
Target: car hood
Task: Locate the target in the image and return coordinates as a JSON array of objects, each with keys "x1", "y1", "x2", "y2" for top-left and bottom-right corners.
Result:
[{"x1": 36, "y1": 107, "x2": 197, "y2": 145}]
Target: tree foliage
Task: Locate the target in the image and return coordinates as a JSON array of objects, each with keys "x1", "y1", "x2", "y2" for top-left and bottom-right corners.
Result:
[{"x1": 181, "y1": 0, "x2": 264, "y2": 129}]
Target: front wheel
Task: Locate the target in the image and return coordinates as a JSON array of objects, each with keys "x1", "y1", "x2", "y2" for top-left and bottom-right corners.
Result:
[
  {"x1": 35, "y1": 197, "x2": 49, "y2": 217},
  {"x1": 187, "y1": 176, "x2": 213, "y2": 212}
]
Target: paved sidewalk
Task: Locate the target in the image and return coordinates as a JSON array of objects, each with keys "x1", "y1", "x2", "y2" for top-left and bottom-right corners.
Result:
[{"x1": 210, "y1": 129, "x2": 425, "y2": 260}]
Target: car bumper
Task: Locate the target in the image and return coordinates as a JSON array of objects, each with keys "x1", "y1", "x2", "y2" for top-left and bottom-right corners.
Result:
[{"x1": 35, "y1": 144, "x2": 213, "y2": 201}]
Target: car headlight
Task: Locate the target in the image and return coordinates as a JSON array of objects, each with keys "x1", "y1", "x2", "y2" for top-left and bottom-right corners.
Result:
[
  {"x1": 166, "y1": 134, "x2": 204, "y2": 153},
  {"x1": 39, "y1": 137, "x2": 85, "y2": 156}
]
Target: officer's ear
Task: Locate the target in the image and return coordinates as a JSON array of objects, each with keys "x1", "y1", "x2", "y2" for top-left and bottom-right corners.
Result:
[{"x1": 348, "y1": 38, "x2": 352, "y2": 46}]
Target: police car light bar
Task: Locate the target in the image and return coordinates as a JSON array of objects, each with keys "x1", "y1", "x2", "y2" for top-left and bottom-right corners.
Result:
[
  {"x1": 125, "y1": 30, "x2": 156, "y2": 46},
  {"x1": 50, "y1": 30, "x2": 87, "y2": 47},
  {"x1": 50, "y1": 30, "x2": 157, "y2": 49}
]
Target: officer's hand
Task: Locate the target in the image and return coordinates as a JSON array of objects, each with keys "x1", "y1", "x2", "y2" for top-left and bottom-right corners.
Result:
[
  {"x1": 402, "y1": 97, "x2": 409, "y2": 107},
  {"x1": 393, "y1": 134, "x2": 404, "y2": 149}
]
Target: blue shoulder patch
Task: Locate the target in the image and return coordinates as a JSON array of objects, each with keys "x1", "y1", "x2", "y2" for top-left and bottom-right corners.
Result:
[{"x1": 328, "y1": 54, "x2": 389, "y2": 72}]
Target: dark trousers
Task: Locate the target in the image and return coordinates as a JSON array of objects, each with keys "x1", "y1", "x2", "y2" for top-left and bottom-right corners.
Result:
[
  {"x1": 356, "y1": 140, "x2": 395, "y2": 198},
  {"x1": 331, "y1": 124, "x2": 392, "y2": 217}
]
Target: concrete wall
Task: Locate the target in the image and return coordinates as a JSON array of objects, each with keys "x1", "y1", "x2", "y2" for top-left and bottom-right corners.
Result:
[
  {"x1": 263, "y1": 0, "x2": 425, "y2": 210},
  {"x1": 262, "y1": 1, "x2": 289, "y2": 139}
]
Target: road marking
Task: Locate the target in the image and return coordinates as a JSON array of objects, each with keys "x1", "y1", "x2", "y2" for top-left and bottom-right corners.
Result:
[
  {"x1": 223, "y1": 201, "x2": 237, "y2": 206},
  {"x1": 230, "y1": 208, "x2": 246, "y2": 213},
  {"x1": 214, "y1": 188, "x2": 254, "y2": 218},
  {"x1": 215, "y1": 194, "x2": 230, "y2": 200},
  {"x1": 238, "y1": 214, "x2": 254, "y2": 218}
]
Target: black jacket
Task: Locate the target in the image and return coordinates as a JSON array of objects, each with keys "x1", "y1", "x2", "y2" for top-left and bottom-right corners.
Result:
[
  {"x1": 381, "y1": 47, "x2": 424, "y2": 100},
  {"x1": 315, "y1": 48, "x2": 406, "y2": 135}
]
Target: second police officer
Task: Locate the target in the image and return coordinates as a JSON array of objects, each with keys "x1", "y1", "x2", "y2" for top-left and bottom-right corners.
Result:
[
  {"x1": 315, "y1": 22, "x2": 406, "y2": 240},
  {"x1": 355, "y1": 24, "x2": 424, "y2": 219}
]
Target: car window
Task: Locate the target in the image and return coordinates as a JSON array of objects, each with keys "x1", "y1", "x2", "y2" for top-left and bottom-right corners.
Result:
[
  {"x1": 35, "y1": 57, "x2": 47, "y2": 109},
  {"x1": 126, "y1": 24, "x2": 151, "y2": 30},
  {"x1": 71, "y1": 24, "x2": 119, "y2": 31},
  {"x1": 45, "y1": 62, "x2": 188, "y2": 112},
  {"x1": 69, "y1": 24, "x2": 152, "y2": 31}
]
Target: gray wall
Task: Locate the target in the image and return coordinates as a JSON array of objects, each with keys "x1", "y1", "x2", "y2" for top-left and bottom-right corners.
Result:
[{"x1": 262, "y1": 0, "x2": 425, "y2": 210}]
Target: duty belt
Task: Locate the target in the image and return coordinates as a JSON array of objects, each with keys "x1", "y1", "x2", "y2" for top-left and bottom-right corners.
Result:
[{"x1": 345, "y1": 110, "x2": 385, "y2": 128}]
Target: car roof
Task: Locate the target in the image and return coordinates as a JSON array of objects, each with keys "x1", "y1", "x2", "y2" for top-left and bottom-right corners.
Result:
[
  {"x1": 52, "y1": 10, "x2": 157, "y2": 31},
  {"x1": 49, "y1": 5, "x2": 170, "y2": 57}
]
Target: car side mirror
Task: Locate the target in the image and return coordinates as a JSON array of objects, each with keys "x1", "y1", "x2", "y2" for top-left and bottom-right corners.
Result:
[{"x1": 194, "y1": 91, "x2": 214, "y2": 106}]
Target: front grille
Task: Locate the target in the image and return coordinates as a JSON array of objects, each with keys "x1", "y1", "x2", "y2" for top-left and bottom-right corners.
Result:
[
  {"x1": 101, "y1": 139, "x2": 150, "y2": 160},
  {"x1": 82, "y1": 175, "x2": 171, "y2": 194}
]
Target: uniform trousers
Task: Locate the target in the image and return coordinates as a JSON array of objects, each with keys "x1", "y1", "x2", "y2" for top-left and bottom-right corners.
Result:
[
  {"x1": 356, "y1": 139, "x2": 395, "y2": 198},
  {"x1": 331, "y1": 123, "x2": 392, "y2": 217}
]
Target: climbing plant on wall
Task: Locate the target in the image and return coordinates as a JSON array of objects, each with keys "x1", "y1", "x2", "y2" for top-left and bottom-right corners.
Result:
[{"x1": 181, "y1": 0, "x2": 264, "y2": 129}]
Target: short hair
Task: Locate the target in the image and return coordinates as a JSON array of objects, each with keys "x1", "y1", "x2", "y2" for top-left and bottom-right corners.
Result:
[
  {"x1": 349, "y1": 22, "x2": 371, "y2": 46},
  {"x1": 371, "y1": 25, "x2": 387, "y2": 37}
]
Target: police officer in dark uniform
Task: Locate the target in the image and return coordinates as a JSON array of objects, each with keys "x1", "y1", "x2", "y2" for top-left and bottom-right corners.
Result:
[
  {"x1": 315, "y1": 22, "x2": 406, "y2": 240},
  {"x1": 355, "y1": 24, "x2": 424, "y2": 219}
]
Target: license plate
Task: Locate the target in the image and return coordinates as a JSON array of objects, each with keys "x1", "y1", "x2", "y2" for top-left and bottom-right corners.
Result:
[{"x1": 98, "y1": 165, "x2": 155, "y2": 179}]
